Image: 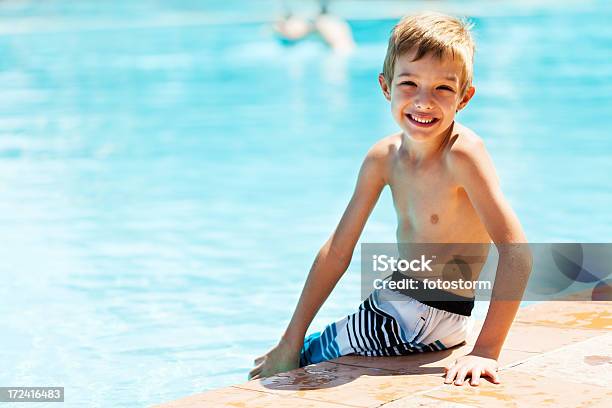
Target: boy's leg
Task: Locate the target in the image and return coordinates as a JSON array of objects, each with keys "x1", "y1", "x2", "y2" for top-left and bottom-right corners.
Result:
[
  {"x1": 299, "y1": 291, "x2": 432, "y2": 367},
  {"x1": 299, "y1": 321, "x2": 342, "y2": 367}
]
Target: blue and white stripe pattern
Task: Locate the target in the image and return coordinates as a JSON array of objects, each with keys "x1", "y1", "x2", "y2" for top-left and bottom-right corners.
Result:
[{"x1": 299, "y1": 293, "x2": 449, "y2": 367}]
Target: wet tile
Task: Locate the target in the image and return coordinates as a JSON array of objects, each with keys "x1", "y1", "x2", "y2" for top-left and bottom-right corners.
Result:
[
  {"x1": 151, "y1": 386, "x2": 348, "y2": 408},
  {"x1": 236, "y1": 362, "x2": 391, "y2": 393},
  {"x1": 510, "y1": 332, "x2": 612, "y2": 388},
  {"x1": 332, "y1": 344, "x2": 536, "y2": 374},
  {"x1": 236, "y1": 361, "x2": 442, "y2": 408},
  {"x1": 514, "y1": 301, "x2": 612, "y2": 329},
  {"x1": 466, "y1": 321, "x2": 609, "y2": 353},
  {"x1": 422, "y1": 370, "x2": 612, "y2": 407}
]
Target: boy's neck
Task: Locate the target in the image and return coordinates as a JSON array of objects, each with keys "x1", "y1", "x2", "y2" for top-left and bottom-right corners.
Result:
[{"x1": 400, "y1": 122, "x2": 455, "y2": 163}]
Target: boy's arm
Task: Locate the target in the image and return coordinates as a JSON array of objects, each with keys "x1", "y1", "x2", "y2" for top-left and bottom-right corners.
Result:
[
  {"x1": 249, "y1": 143, "x2": 388, "y2": 380},
  {"x1": 282, "y1": 146, "x2": 387, "y2": 347},
  {"x1": 445, "y1": 138, "x2": 533, "y2": 386}
]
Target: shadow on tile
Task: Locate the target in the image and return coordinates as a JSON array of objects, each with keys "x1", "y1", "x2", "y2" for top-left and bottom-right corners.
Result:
[{"x1": 247, "y1": 347, "x2": 458, "y2": 392}]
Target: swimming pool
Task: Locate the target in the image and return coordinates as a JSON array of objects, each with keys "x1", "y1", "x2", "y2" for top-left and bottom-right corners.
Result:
[{"x1": 0, "y1": 0, "x2": 610, "y2": 406}]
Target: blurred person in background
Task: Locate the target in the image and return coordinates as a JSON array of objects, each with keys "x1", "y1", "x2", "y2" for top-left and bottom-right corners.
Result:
[{"x1": 274, "y1": 0, "x2": 355, "y2": 52}]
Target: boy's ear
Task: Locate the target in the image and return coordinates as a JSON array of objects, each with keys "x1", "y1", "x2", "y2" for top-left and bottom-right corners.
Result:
[
  {"x1": 457, "y1": 86, "x2": 475, "y2": 112},
  {"x1": 378, "y1": 73, "x2": 391, "y2": 101}
]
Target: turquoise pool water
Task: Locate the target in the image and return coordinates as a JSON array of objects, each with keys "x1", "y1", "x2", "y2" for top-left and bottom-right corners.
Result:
[{"x1": 0, "y1": 1, "x2": 610, "y2": 406}]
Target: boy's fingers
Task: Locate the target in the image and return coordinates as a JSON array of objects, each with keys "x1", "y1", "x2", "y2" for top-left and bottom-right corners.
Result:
[
  {"x1": 444, "y1": 366, "x2": 458, "y2": 384},
  {"x1": 470, "y1": 369, "x2": 481, "y2": 386},
  {"x1": 248, "y1": 364, "x2": 263, "y2": 379},
  {"x1": 254, "y1": 355, "x2": 265, "y2": 364},
  {"x1": 454, "y1": 367, "x2": 469, "y2": 385},
  {"x1": 250, "y1": 374, "x2": 261, "y2": 381},
  {"x1": 484, "y1": 367, "x2": 500, "y2": 383}
]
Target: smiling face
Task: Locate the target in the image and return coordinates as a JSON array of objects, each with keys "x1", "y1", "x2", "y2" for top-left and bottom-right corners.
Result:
[{"x1": 379, "y1": 50, "x2": 475, "y2": 141}]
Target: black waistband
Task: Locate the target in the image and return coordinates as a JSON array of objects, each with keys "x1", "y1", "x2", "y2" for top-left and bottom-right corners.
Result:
[{"x1": 389, "y1": 269, "x2": 475, "y2": 317}]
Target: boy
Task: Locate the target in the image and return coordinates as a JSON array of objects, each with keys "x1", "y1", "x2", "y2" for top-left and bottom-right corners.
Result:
[{"x1": 250, "y1": 12, "x2": 532, "y2": 386}]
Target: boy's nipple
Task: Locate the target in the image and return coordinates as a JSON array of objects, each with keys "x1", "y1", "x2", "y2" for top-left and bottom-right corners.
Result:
[{"x1": 430, "y1": 214, "x2": 439, "y2": 224}]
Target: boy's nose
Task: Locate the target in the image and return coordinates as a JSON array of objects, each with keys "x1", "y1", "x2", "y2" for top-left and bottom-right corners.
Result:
[
  {"x1": 414, "y1": 98, "x2": 434, "y2": 110},
  {"x1": 415, "y1": 103, "x2": 431, "y2": 110}
]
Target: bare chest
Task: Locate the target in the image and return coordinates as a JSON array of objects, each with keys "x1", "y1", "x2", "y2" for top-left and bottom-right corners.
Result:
[
  {"x1": 388, "y1": 160, "x2": 480, "y2": 241},
  {"x1": 391, "y1": 165, "x2": 456, "y2": 219}
]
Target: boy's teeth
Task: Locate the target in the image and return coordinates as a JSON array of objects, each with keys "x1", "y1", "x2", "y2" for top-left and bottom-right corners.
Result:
[{"x1": 410, "y1": 114, "x2": 433, "y2": 124}]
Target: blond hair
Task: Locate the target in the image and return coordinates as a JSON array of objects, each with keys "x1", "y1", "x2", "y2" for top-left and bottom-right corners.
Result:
[{"x1": 382, "y1": 12, "x2": 475, "y2": 96}]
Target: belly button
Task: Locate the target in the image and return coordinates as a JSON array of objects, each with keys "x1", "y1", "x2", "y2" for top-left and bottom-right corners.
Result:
[{"x1": 430, "y1": 214, "x2": 439, "y2": 224}]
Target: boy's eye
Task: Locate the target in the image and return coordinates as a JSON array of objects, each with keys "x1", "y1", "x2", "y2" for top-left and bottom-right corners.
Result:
[
  {"x1": 399, "y1": 81, "x2": 417, "y2": 87},
  {"x1": 437, "y1": 85, "x2": 455, "y2": 92}
]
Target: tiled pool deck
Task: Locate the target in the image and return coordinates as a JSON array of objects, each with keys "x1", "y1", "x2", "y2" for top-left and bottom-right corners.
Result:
[{"x1": 154, "y1": 301, "x2": 611, "y2": 407}]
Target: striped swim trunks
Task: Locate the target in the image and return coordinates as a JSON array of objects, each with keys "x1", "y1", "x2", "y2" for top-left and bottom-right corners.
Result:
[{"x1": 299, "y1": 288, "x2": 474, "y2": 367}]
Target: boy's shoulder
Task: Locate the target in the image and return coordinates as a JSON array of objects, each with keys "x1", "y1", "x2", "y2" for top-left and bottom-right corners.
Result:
[
  {"x1": 362, "y1": 133, "x2": 402, "y2": 175},
  {"x1": 448, "y1": 122, "x2": 488, "y2": 156},
  {"x1": 446, "y1": 123, "x2": 486, "y2": 160},
  {"x1": 365, "y1": 133, "x2": 403, "y2": 161},
  {"x1": 446, "y1": 123, "x2": 497, "y2": 183}
]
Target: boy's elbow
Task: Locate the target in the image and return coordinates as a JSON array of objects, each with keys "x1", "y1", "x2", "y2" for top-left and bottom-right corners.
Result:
[
  {"x1": 498, "y1": 243, "x2": 533, "y2": 274},
  {"x1": 323, "y1": 239, "x2": 353, "y2": 270}
]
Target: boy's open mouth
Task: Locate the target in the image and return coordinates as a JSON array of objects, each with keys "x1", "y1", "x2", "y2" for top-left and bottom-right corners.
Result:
[{"x1": 406, "y1": 113, "x2": 439, "y2": 127}]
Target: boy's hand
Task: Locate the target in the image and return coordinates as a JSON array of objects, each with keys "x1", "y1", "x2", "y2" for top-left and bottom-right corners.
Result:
[
  {"x1": 444, "y1": 354, "x2": 500, "y2": 386},
  {"x1": 248, "y1": 340, "x2": 301, "y2": 380}
]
